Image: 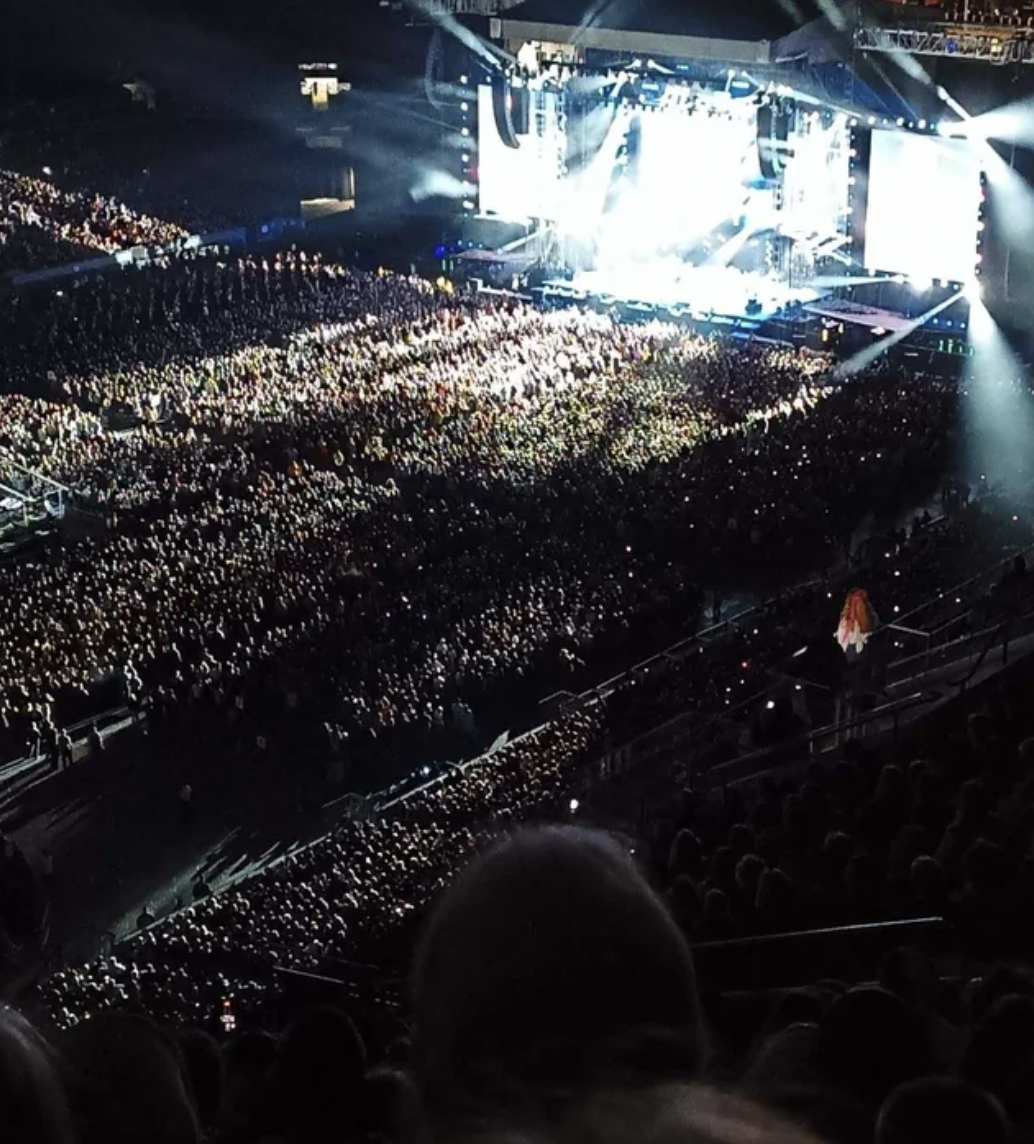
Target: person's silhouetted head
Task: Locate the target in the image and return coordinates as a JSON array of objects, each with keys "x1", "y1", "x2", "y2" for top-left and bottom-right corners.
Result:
[
  {"x1": 877, "y1": 1077, "x2": 1008, "y2": 1144},
  {"x1": 361, "y1": 1067, "x2": 419, "y2": 1144},
  {"x1": 62, "y1": 1012, "x2": 199, "y2": 1144},
  {"x1": 817, "y1": 987, "x2": 929, "y2": 1107},
  {"x1": 0, "y1": 1006, "x2": 74, "y2": 1144},
  {"x1": 908, "y1": 856, "x2": 946, "y2": 911},
  {"x1": 728, "y1": 824, "x2": 755, "y2": 860},
  {"x1": 735, "y1": 855, "x2": 765, "y2": 898},
  {"x1": 274, "y1": 1006, "x2": 366, "y2": 1144},
  {"x1": 412, "y1": 827, "x2": 706, "y2": 1128}
]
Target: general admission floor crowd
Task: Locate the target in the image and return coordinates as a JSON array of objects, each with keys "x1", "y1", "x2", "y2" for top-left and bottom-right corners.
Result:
[{"x1": 3, "y1": 135, "x2": 1034, "y2": 1144}]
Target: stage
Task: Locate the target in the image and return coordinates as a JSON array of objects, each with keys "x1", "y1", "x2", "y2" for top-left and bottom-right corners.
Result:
[{"x1": 535, "y1": 262, "x2": 829, "y2": 326}]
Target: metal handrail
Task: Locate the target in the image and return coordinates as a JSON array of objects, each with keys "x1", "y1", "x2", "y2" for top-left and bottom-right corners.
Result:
[
  {"x1": 886, "y1": 623, "x2": 929, "y2": 639},
  {"x1": 887, "y1": 538, "x2": 1034, "y2": 635},
  {"x1": 705, "y1": 689, "x2": 933, "y2": 790},
  {"x1": 887, "y1": 603, "x2": 1034, "y2": 681},
  {"x1": 572, "y1": 598, "x2": 774, "y2": 705},
  {"x1": 692, "y1": 915, "x2": 945, "y2": 954}
]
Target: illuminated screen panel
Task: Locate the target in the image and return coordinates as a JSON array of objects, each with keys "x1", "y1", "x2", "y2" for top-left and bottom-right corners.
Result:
[
  {"x1": 476, "y1": 84, "x2": 563, "y2": 220},
  {"x1": 864, "y1": 130, "x2": 983, "y2": 284},
  {"x1": 779, "y1": 110, "x2": 852, "y2": 242},
  {"x1": 475, "y1": 79, "x2": 852, "y2": 272}
]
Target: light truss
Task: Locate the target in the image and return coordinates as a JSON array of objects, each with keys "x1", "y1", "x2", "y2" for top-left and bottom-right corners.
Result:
[
  {"x1": 420, "y1": 0, "x2": 525, "y2": 15},
  {"x1": 854, "y1": 24, "x2": 1034, "y2": 64}
]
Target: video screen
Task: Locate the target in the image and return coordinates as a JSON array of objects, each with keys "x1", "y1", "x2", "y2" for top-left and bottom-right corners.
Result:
[
  {"x1": 476, "y1": 80, "x2": 851, "y2": 275},
  {"x1": 864, "y1": 129, "x2": 983, "y2": 285}
]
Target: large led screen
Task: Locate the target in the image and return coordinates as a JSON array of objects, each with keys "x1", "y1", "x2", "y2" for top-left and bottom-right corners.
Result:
[
  {"x1": 864, "y1": 130, "x2": 983, "y2": 284},
  {"x1": 476, "y1": 81, "x2": 851, "y2": 272}
]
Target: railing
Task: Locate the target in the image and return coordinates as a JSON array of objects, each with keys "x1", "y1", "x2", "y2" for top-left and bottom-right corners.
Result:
[
  {"x1": 704, "y1": 690, "x2": 934, "y2": 790},
  {"x1": 887, "y1": 602, "x2": 1034, "y2": 685},
  {"x1": 555, "y1": 595, "x2": 777, "y2": 713},
  {"x1": 693, "y1": 916, "x2": 948, "y2": 993}
]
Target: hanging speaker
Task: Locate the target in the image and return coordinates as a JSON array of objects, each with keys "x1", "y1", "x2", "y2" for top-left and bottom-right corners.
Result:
[
  {"x1": 511, "y1": 83, "x2": 531, "y2": 136},
  {"x1": 491, "y1": 75, "x2": 520, "y2": 149},
  {"x1": 756, "y1": 102, "x2": 788, "y2": 183}
]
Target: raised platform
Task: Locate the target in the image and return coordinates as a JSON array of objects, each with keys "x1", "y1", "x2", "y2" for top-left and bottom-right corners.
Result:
[{"x1": 538, "y1": 263, "x2": 829, "y2": 325}]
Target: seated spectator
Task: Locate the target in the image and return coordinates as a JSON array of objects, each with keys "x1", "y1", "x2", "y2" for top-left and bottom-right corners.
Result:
[
  {"x1": 411, "y1": 826, "x2": 706, "y2": 1133},
  {"x1": 877, "y1": 1077, "x2": 1008, "y2": 1144},
  {"x1": 815, "y1": 987, "x2": 930, "y2": 1115},
  {"x1": 61, "y1": 1012, "x2": 199, "y2": 1144},
  {"x1": 272, "y1": 1006, "x2": 367, "y2": 1144},
  {"x1": 360, "y1": 1068, "x2": 419, "y2": 1144},
  {"x1": 0, "y1": 1006, "x2": 75, "y2": 1144},
  {"x1": 959, "y1": 994, "x2": 1034, "y2": 1124},
  {"x1": 907, "y1": 856, "x2": 947, "y2": 915}
]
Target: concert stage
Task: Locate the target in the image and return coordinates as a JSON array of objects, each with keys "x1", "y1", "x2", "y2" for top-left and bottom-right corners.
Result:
[
  {"x1": 538, "y1": 262, "x2": 829, "y2": 326},
  {"x1": 453, "y1": 50, "x2": 986, "y2": 343}
]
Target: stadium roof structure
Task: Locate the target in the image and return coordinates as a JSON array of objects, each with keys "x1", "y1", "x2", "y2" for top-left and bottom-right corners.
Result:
[{"x1": 491, "y1": 0, "x2": 817, "y2": 42}]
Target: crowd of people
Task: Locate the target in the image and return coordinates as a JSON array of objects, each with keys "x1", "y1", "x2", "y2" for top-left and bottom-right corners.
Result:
[
  {"x1": 0, "y1": 256, "x2": 851, "y2": 754},
  {"x1": 19, "y1": 559, "x2": 1034, "y2": 1144},
  {"x1": 1, "y1": 252, "x2": 988, "y2": 800},
  {"x1": 0, "y1": 143, "x2": 1028, "y2": 1144},
  {"x1": 0, "y1": 167, "x2": 188, "y2": 273},
  {"x1": 14, "y1": 795, "x2": 1034, "y2": 1144},
  {"x1": 5, "y1": 67, "x2": 1034, "y2": 1144},
  {"x1": 0, "y1": 244, "x2": 1019, "y2": 1028}
]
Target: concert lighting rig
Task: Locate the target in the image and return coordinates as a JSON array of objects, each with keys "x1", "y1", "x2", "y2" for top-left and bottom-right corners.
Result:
[{"x1": 855, "y1": 20, "x2": 1034, "y2": 63}]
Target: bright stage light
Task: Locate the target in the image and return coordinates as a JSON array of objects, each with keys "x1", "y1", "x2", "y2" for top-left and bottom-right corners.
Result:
[
  {"x1": 909, "y1": 277, "x2": 932, "y2": 293},
  {"x1": 868, "y1": 116, "x2": 876, "y2": 126},
  {"x1": 865, "y1": 131, "x2": 983, "y2": 285},
  {"x1": 963, "y1": 278, "x2": 983, "y2": 302}
]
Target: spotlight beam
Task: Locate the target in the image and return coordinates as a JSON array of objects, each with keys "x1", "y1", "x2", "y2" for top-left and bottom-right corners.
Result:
[
  {"x1": 404, "y1": 0, "x2": 508, "y2": 69},
  {"x1": 835, "y1": 291, "x2": 965, "y2": 378},
  {"x1": 964, "y1": 299, "x2": 1034, "y2": 502}
]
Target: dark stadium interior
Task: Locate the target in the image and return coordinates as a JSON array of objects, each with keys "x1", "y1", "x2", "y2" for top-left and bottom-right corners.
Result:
[{"x1": 3, "y1": 2, "x2": 1034, "y2": 1144}]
